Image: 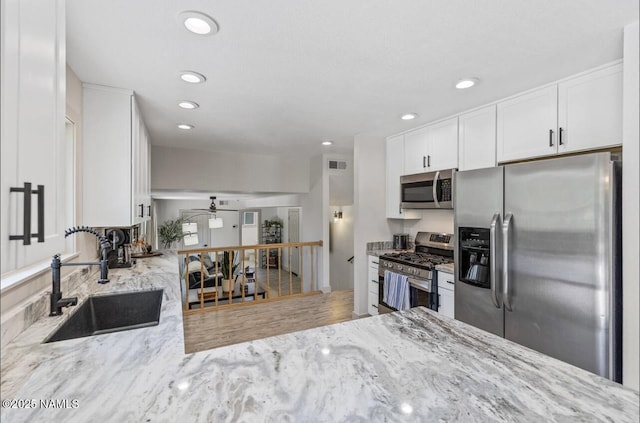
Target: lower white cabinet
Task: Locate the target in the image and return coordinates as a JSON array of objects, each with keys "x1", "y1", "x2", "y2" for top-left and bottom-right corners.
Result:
[
  {"x1": 437, "y1": 271, "x2": 455, "y2": 318},
  {"x1": 367, "y1": 255, "x2": 379, "y2": 316}
]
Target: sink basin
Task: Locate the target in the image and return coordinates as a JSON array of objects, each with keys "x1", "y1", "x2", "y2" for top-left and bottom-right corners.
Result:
[{"x1": 44, "y1": 289, "x2": 163, "y2": 343}]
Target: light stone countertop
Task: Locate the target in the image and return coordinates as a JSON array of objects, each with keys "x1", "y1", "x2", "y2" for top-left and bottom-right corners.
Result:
[
  {"x1": 366, "y1": 249, "x2": 414, "y2": 257},
  {"x1": 1, "y1": 252, "x2": 638, "y2": 422},
  {"x1": 435, "y1": 263, "x2": 454, "y2": 273}
]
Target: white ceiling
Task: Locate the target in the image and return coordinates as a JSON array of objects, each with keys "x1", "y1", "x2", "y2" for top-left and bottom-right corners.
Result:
[{"x1": 66, "y1": 0, "x2": 638, "y2": 160}]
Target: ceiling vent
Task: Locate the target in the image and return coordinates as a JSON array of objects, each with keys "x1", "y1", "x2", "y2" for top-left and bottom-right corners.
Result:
[{"x1": 328, "y1": 160, "x2": 347, "y2": 170}]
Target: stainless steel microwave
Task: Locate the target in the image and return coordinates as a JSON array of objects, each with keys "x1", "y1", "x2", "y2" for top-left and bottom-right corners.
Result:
[{"x1": 400, "y1": 169, "x2": 456, "y2": 209}]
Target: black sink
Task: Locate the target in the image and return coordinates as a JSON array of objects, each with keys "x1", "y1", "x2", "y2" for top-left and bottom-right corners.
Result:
[{"x1": 43, "y1": 289, "x2": 163, "y2": 343}]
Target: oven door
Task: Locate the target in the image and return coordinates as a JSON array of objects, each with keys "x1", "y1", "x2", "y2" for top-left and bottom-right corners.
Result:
[
  {"x1": 409, "y1": 280, "x2": 438, "y2": 311},
  {"x1": 379, "y1": 273, "x2": 437, "y2": 313}
]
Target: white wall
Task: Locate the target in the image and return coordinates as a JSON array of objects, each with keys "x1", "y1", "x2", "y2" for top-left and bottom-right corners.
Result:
[
  {"x1": 300, "y1": 155, "x2": 325, "y2": 292},
  {"x1": 353, "y1": 135, "x2": 403, "y2": 316},
  {"x1": 622, "y1": 20, "x2": 639, "y2": 390},
  {"x1": 403, "y1": 210, "x2": 454, "y2": 236},
  {"x1": 151, "y1": 146, "x2": 310, "y2": 194}
]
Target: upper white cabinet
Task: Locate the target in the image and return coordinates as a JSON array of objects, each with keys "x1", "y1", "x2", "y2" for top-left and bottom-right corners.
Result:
[
  {"x1": 496, "y1": 85, "x2": 558, "y2": 162},
  {"x1": 1, "y1": 0, "x2": 67, "y2": 274},
  {"x1": 458, "y1": 105, "x2": 497, "y2": 171},
  {"x1": 403, "y1": 126, "x2": 429, "y2": 175},
  {"x1": 83, "y1": 84, "x2": 151, "y2": 228},
  {"x1": 497, "y1": 63, "x2": 622, "y2": 163},
  {"x1": 403, "y1": 117, "x2": 458, "y2": 175},
  {"x1": 386, "y1": 135, "x2": 419, "y2": 219},
  {"x1": 557, "y1": 64, "x2": 622, "y2": 154},
  {"x1": 427, "y1": 117, "x2": 459, "y2": 171}
]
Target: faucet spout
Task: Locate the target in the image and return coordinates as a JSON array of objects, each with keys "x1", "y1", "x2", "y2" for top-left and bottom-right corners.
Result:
[{"x1": 50, "y1": 226, "x2": 113, "y2": 316}]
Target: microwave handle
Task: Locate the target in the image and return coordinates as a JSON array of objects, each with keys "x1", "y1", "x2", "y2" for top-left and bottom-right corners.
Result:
[{"x1": 432, "y1": 171, "x2": 441, "y2": 208}]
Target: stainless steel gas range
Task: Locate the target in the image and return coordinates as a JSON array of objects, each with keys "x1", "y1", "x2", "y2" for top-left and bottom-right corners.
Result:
[{"x1": 378, "y1": 232, "x2": 454, "y2": 314}]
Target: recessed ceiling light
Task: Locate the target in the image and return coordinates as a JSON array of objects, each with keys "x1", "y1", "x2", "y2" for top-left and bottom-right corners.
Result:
[
  {"x1": 178, "y1": 101, "x2": 199, "y2": 110},
  {"x1": 179, "y1": 71, "x2": 206, "y2": 84},
  {"x1": 178, "y1": 11, "x2": 218, "y2": 35},
  {"x1": 401, "y1": 113, "x2": 417, "y2": 120},
  {"x1": 177, "y1": 124, "x2": 194, "y2": 130},
  {"x1": 322, "y1": 141, "x2": 333, "y2": 146},
  {"x1": 456, "y1": 78, "x2": 478, "y2": 89}
]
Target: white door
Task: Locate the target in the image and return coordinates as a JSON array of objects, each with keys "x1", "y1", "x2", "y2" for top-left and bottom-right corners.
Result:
[
  {"x1": 241, "y1": 211, "x2": 259, "y2": 245},
  {"x1": 497, "y1": 85, "x2": 558, "y2": 162},
  {"x1": 288, "y1": 209, "x2": 300, "y2": 275}
]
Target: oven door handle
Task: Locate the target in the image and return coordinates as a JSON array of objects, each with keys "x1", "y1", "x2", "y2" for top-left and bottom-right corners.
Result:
[
  {"x1": 408, "y1": 279, "x2": 431, "y2": 292},
  {"x1": 489, "y1": 212, "x2": 502, "y2": 308},
  {"x1": 432, "y1": 171, "x2": 441, "y2": 208}
]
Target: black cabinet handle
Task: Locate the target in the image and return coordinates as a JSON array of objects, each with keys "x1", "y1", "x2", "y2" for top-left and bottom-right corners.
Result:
[
  {"x1": 549, "y1": 129, "x2": 554, "y2": 147},
  {"x1": 35, "y1": 185, "x2": 44, "y2": 242},
  {"x1": 559, "y1": 127, "x2": 564, "y2": 145},
  {"x1": 9, "y1": 182, "x2": 44, "y2": 245},
  {"x1": 422, "y1": 156, "x2": 426, "y2": 168},
  {"x1": 427, "y1": 155, "x2": 431, "y2": 167},
  {"x1": 139, "y1": 203, "x2": 144, "y2": 218},
  {"x1": 399, "y1": 203, "x2": 402, "y2": 215},
  {"x1": 147, "y1": 205, "x2": 151, "y2": 217}
]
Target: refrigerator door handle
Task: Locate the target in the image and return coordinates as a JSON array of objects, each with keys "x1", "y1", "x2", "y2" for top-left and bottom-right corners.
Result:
[
  {"x1": 432, "y1": 171, "x2": 441, "y2": 208},
  {"x1": 502, "y1": 213, "x2": 513, "y2": 311},
  {"x1": 490, "y1": 213, "x2": 502, "y2": 308}
]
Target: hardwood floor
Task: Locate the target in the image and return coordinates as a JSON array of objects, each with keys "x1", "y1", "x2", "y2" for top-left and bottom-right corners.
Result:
[{"x1": 182, "y1": 290, "x2": 354, "y2": 354}]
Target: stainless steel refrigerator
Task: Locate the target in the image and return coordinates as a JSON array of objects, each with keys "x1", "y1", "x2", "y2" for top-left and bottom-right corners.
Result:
[{"x1": 454, "y1": 152, "x2": 622, "y2": 382}]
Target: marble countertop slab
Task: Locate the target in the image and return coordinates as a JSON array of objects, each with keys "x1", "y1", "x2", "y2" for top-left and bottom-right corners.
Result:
[
  {"x1": 435, "y1": 263, "x2": 454, "y2": 273},
  {"x1": 1, "y1": 253, "x2": 638, "y2": 422},
  {"x1": 366, "y1": 249, "x2": 414, "y2": 257}
]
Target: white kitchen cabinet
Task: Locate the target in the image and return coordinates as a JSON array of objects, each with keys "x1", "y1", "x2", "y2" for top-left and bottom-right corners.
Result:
[
  {"x1": 458, "y1": 105, "x2": 497, "y2": 171},
  {"x1": 437, "y1": 270, "x2": 455, "y2": 319},
  {"x1": 1, "y1": 0, "x2": 68, "y2": 275},
  {"x1": 496, "y1": 85, "x2": 558, "y2": 163},
  {"x1": 403, "y1": 126, "x2": 430, "y2": 175},
  {"x1": 497, "y1": 63, "x2": 623, "y2": 163},
  {"x1": 427, "y1": 117, "x2": 459, "y2": 171},
  {"x1": 403, "y1": 118, "x2": 458, "y2": 175},
  {"x1": 557, "y1": 63, "x2": 623, "y2": 154},
  {"x1": 367, "y1": 255, "x2": 380, "y2": 316},
  {"x1": 82, "y1": 84, "x2": 151, "y2": 228},
  {"x1": 386, "y1": 135, "x2": 420, "y2": 219}
]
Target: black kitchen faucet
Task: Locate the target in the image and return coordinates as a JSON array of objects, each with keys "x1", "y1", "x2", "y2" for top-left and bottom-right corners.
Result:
[{"x1": 50, "y1": 226, "x2": 112, "y2": 316}]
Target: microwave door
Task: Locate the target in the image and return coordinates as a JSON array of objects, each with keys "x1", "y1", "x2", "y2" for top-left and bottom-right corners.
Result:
[{"x1": 401, "y1": 180, "x2": 437, "y2": 209}]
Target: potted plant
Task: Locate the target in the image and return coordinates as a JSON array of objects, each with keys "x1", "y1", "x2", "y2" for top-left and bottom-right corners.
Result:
[
  {"x1": 264, "y1": 219, "x2": 282, "y2": 235},
  {"x1": 221, "y1": 250, "x2": 239, "y2": 292},
  {"x1": 158, "y1": 218, "x2": 184, "y2": 249}
]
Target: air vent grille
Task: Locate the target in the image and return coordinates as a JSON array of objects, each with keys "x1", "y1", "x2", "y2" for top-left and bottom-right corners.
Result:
[
  {"x1": 219, "y1": 200, "x2": 229, "y2": 206},
  {"x1": 328, "y1": 160, "x2": 347, "y2": 170}
]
